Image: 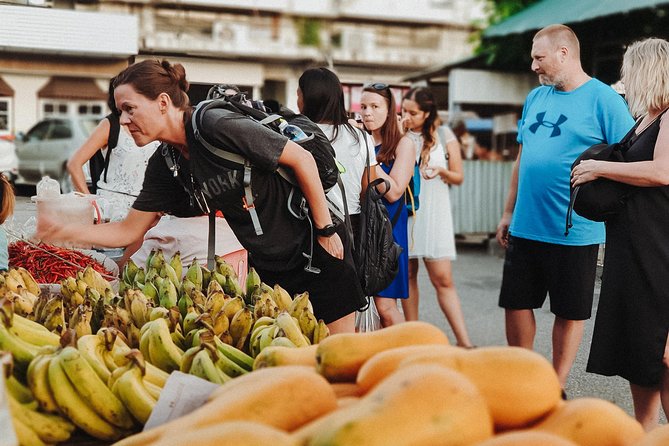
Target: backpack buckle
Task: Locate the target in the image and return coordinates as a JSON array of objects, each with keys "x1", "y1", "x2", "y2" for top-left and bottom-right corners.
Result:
[{"x1": 242, "y1": 196, "x2": 255, "y2": 210}]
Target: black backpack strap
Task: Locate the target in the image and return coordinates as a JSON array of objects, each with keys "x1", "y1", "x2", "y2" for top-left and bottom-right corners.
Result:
[
  {"x1": 103, "y1": 113, "x2": 120, "y2": 183},
  {"x1": 207, "y1": 211, "x2": 216, "y2": 270}
]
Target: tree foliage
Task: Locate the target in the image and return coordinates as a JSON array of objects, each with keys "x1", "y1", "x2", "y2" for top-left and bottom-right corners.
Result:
[{"x1": 473, "y1": 0, "x2": 542, "y2": 70}]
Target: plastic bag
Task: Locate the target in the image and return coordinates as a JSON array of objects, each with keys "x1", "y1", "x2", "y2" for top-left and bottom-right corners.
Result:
[{"x1": 355, "y1": 297, "x2": 382, "y2": 333}]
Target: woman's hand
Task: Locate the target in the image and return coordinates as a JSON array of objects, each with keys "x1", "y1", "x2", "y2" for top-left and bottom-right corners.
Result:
[
  {"x1": 571, "y1": 160, "x2": 600, "y2": 187},
  {"x1": 422, "y1": 166, "x2": 442, "y2": 180},
  {"x1": 317, "y1": 233, "x2": 343, "y2": 260}
]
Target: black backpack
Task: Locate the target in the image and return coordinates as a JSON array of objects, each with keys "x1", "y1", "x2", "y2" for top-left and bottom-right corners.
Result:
[
  {"x1": 88, "y1": 113, "x2": 120, "y2": 194},
  {"x1": 355, "y1": 133, "x2": 402, "y2": 296},
  {"x1": 177, "y1": 96, "x2": 346, "y2": 272}
]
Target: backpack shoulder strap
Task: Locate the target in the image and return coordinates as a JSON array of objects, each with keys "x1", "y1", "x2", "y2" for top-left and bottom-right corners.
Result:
[
  {"x1": 191, "y1": 100, "x2": 264, "y2": 236},
  {"x1": 102, "y1": 113, "x2": 121, "y2": 183}
]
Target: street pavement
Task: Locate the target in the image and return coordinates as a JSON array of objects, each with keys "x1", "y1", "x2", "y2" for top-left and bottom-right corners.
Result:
[{"x1": 9, "y1": 194, "x2": 659, "y2": 421}]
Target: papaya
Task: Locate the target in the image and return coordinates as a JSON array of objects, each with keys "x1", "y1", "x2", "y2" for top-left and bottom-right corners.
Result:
[
  {"x1": 114, "y1": 366, "x2": 337, "y2": 446},
  {"x1": 532, "y1": 397, "x2": 645, "y2": 446},
  {"x1": 253, "y1": 345, "x2": 318, "y2": 370},
  {"x1": 153, "y1": 421, "x2": 298, "y2": 446},
  {"x1": 475, "y1": 430, "x2": 578, "y2": 445},
  {"x1": 356, "y1": 344, "x2": 460, "y2": 391},
  {"x1": 316, "y1": 321, "x2": 449, "y2": 382},
  {"x1": 304, "y1": 364, "x2": 493, "y2": 446},
  {"x1": 398, "y1": 346, "x2": 562, "y2": 429},
  {"x1": 635, "y1": 424, "x2": 669, "y2": 446},
  {"x1": 330, "y1": 382, "x2": 365, "y2": 398}
]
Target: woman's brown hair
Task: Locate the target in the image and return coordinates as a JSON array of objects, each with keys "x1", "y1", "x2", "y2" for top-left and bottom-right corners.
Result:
[
  {"x1": 362, "y1": 84, "x2": 403, "y2": 165},
  {"x1": 403, "y1": 87, "x2": 441, "y2": 168},
  {"x1": 113, "y1": 60, "x2": 191, "y2": 111}
]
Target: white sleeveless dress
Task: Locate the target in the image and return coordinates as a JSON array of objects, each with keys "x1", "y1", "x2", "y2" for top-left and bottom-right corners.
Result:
[
  {"x1": 407, "y1": 129, "x2": 457, "y2": 260},
  {"x1": 96, "y1": 128, "x2": 159, "y2": 221}
]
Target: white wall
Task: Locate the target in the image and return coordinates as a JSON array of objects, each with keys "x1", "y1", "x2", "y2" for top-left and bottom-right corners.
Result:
[
  {"x1": 449, "y1": 69, "x2": 537, "y2": 107},
  {"x1": 3, "y1": 74, "x2": 49, "y2": 133}
]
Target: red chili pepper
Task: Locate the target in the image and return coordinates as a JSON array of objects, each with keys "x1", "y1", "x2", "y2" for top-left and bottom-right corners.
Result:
[{"x1": 8, "y1": 241, "x2": 114, "y2": 284}]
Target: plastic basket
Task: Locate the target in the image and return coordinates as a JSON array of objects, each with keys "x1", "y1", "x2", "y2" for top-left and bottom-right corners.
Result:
[{"x1": 219, "y1": 248, "x2": 248, "y2": 288}]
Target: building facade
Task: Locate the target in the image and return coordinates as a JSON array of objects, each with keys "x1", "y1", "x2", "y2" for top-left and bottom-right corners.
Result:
[{"x1": 1, "y1": 0, "x2": 485, "y2": 135}]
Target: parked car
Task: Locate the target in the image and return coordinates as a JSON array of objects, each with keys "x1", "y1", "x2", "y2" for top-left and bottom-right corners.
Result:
[
  {"x1": 0, "y1": 138, "x2": 19, "y2": 184},
  {"x1": 15, "y1": 117, "x2": 98, "y2": 192}
]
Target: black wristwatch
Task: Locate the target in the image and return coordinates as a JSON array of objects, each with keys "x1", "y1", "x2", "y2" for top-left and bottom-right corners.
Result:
[{"x1": 315, "y1": 223, "x2": 338, "y2": 237}]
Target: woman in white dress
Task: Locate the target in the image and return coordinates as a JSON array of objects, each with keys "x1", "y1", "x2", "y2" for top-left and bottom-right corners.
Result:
[
  {"x1": 401, "y1": 87, "x2": 474, "y2": 347},
  {"x1": 67, "y1": 79, "x2": 158, "y2": 222}
]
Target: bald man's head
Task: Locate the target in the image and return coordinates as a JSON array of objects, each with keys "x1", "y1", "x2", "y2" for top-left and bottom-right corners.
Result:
[{"x1": 534, "y1": 24, "x2": 581, "y2": 60}]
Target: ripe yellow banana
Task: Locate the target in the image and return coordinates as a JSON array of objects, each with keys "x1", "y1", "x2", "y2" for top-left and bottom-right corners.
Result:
[
  {"x1": 207, "y1": 278, "x2": 224, "y2": 296},
  {"x1": 275, "y1": 311, "x2": 309, "y2": 348},
  {"x1": 77, "y1": 334, "x2": 112, "y2": 383},
  {"x1": 111, "y1": 363, "x2": 157, "y2": 424},
  {"x1": 229, "y1": 307, "x2": 253, "y2": 351},
  {"x1": 312, "y1": 319, "x2": 330, "y2": 344},
  {"x1": 11, "y1": 415, "x2": 49, "y2": 446},
  {"x1": 9, "y1": 312, "x2": 60, "y2": 347},
  {"x1": 148, "y1": 318, "x2": 183, "y2": 372},
  {"x1": 288, "y1": 292, "x2": 313, "y2": 319},
  {"x1": 58, "y1": 346, "x2": 134, "y2": 429},
  {"x1": 298, "y1": 308, "x2": 318, "y2": 343},
  {"x1": 47, "y1": 354, "x2": 124, "y2": 440},
  {"x1": 16, "y1": 267, "x2": 41, "y2": 296},
  {"x1": 189, "y1": 348, "x2": 229, "y2": 384},
  {"x1": 144, "y1": 361, "x2": 169, "y2": 388},
  {"x1": 143, "y1": 379, "x2": 163, "y2": 400},
  {"x1": 272, "y1": 284, "x2": 293, "y2": 311},
  {"x1": 270, "y1": 336, "x2": 297, "y2": 348},
  {"x1": 0, "y1": 322, "x2": 40, "y2": 376},
  {"x1": 5, "y1": 374, "x2": 33, "y2": 404},
  {"x1": 26, "y1": 353, "x2": 60, "y2": 413},
  {"x1": 7, "y1": 391, "x2": 76, "y2": 443},
  {"x1": 222, "y1": 296, "x2": 245, "y2": 322}
]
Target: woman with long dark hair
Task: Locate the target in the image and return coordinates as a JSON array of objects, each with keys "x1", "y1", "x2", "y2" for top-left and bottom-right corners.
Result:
[{"x1": 297, "y1": 67, "x2": 378, "y2": 238}]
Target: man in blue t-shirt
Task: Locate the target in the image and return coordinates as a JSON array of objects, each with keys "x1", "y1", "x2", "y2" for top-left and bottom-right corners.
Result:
[{"x1": 495, "y1": 24, "x2": 634, "y2": 391}]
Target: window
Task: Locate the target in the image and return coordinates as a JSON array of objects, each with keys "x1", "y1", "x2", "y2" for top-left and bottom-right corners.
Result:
[
  {"x1": 49, "y1": 120, "x2": 72, "y2": 139},
  {"x1": 42, "y1": 101, "x2": 68, "y2": 118},
  {"x1": 0, "y1": 99, "x2": 9, "y2": 133},
  {"x1": 25, "y1": 120, "x2": 52, "y2": 142}
]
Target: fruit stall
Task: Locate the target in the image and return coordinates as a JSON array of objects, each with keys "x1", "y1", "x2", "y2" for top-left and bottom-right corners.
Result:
[{"x1": 0, "y1": 242, "x2": 667, "y2": 446}]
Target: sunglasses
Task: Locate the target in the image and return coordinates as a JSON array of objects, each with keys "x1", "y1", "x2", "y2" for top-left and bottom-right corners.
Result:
[{"x1": 365, "y1": 82, "x2": 389, "y2": 91}]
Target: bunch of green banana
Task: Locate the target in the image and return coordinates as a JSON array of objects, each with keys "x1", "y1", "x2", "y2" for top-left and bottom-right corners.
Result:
[
  {"x1": 6, "y1": 387, "x2": 76, "y2": 445},
  {"x1": 248, "y1": 309, "x2": 329, "y2": 357},
  {"x1": 180, "y1": 340, "x2": 230, "y2": 384},
  {"x1": 139, "y1": 317, "x2": 184, "y2": 372},
  {"x1": 109, "y1": 350, "x2": 159, "y2": 424}
]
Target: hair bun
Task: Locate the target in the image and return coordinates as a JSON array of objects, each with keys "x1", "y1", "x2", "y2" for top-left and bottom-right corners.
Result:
[{"x1": 161, "y1": 60, "x2": 189, "y2": 93}]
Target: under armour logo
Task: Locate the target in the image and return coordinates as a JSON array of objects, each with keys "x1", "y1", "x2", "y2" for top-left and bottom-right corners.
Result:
[{"x1": 528, "y1": 112, "x2": 568, "y2": 137}]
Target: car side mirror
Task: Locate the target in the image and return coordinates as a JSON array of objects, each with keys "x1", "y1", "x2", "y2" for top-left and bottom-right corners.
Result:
[{"x1": 16, "y1": 132, "x2": 25, "y2": 142}]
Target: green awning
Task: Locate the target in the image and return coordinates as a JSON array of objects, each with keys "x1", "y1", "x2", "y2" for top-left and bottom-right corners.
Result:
[{"x1": 485, "y1": 0, "x2": 669, "y2": 37}]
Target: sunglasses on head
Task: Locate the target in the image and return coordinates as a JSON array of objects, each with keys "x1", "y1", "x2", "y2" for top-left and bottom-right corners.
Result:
[{"x1": 365, "y1": 82, "x2": 389, "y2": 91}]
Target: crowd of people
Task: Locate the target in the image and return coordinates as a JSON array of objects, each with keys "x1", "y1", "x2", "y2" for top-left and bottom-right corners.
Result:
[{"x1": 0, "y1": 20, "x2": 661, "y2": 431}]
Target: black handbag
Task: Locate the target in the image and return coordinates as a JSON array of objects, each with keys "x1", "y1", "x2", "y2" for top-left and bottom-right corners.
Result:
[{"x1": 565, "y1": 120, "x2": 642, "y2": 234}]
